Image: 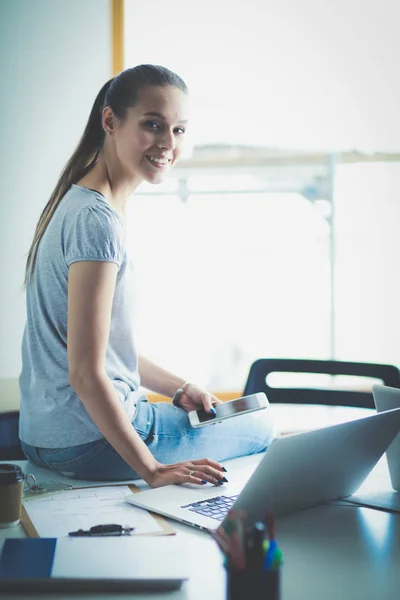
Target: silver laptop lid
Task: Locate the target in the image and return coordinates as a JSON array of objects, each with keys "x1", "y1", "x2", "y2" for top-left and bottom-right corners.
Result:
[
  {"x1": 232, "y1": 407, "x2": 400, "y2": 522},
  {"x1": 372, "y1": 385, "x2": 400, "y2": 491}
]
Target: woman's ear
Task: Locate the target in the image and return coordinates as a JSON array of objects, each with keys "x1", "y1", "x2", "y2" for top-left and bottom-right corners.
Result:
[{"x1": 102, "y1": 106, "x2": 115, "y2": 135}]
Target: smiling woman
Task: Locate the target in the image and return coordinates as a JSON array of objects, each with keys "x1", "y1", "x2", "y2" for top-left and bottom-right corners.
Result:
[
  {"x1": 80, "y1": 83, "x2": 188, "y2": 190},
  {"x1": 19, "y1": 64, "x2": 275, "y2": 488}
]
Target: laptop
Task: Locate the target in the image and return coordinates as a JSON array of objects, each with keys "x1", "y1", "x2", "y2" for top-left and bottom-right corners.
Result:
[
  {"x1": 372, "y1": 385, "x2": 400, "y2": 491},
  {"x1": 126, "y1": 408, "x2": 400, "y2": 531},
  {"x1": 345, "y1": 385, "x2": 400, "y2": 513}
]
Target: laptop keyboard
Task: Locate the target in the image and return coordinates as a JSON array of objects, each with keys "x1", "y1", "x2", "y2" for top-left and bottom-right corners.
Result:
[{"x1": 181, "y1": 495, "x2": 239, "y2": 521}]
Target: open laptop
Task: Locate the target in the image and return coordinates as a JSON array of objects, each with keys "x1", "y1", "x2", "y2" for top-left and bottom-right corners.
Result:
[
  {"x1": 345, "y1": 385, "x2": 400, "y2": 513},
  {"x1": 126, "y1": 408, "x2": 400, "y2": 531},
  {"x1": 373, "y1": 385, "x2": 400, "y2": 491}
]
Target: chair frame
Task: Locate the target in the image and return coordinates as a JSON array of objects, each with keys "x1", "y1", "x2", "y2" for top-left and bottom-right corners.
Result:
[
  {"x1": 243, "y1": 358, "x2": 400, "y2": 409},
  {"x1": 0, "y1": 410, "x2": 25, "y2": 461}
]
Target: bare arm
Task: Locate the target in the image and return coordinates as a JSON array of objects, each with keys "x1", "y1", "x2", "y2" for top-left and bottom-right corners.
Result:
[
  {"x1": 138, "y1": 355, "x2": 185, "y2": 397},
  {"x1": 68, "y1": 261, "x2": 158, "y2": 482},
  {"x1": 138, "y1": 354, "x2": 221, "y2": 413},
  {"x1": 67, "y1": 261, "x2": 225, "y2": 486}
]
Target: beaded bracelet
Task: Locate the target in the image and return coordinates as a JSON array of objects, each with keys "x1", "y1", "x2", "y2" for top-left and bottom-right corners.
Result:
[{"x1": 172, "y1": 382, "x2": 190, "y2": 407}]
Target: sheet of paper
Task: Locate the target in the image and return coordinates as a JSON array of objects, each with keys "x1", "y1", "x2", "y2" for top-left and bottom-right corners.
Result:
[{"x1": 23, "y1": 486, "x2": 163, "y2": 537}]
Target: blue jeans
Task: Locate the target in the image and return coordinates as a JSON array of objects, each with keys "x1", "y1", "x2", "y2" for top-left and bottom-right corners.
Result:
[{"x1": 21, "y1": 399, "x2": 275, "y2": 481}]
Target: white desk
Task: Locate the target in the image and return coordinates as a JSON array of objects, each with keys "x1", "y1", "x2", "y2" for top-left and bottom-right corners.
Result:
[
  {"x1": 269, "y1": 402, "x2": 373, "y2": 434},
  {"x1": 1, "y1": 405, "x2": 399, "y2": 600}
]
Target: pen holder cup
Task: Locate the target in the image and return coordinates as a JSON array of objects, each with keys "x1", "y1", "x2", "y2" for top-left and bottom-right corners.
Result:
[{"x1": 225, "y1": 566, "x2": 280, "y2": 600}]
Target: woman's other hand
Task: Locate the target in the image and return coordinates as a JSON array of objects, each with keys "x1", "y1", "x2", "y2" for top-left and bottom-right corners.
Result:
[
  {"x1": 177, "y1": 383, "x2": 222, "y2": 414},
  {"x1": 147, "y1": 458, "x2": 228, "y2": 488}
]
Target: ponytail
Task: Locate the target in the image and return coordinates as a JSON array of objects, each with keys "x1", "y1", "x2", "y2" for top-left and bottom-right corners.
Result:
[{"x1": 24, "y1": 78, "x2": 114, "y2": 285}]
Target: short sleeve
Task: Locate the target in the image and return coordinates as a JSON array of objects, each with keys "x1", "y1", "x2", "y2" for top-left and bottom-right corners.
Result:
[{"x1": 64, "y1": 204, "x2": 125, "y2": 268}]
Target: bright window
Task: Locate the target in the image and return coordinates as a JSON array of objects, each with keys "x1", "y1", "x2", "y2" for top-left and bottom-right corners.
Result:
[
  {"x1": 124, "y1": 1, "x2": 400, "y2": 392},
  {"x1": 126, "y1": 187, "x2": 331, "y2": 390}
]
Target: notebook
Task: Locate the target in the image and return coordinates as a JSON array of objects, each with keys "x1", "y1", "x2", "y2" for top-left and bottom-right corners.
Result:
[
  {"x1": 344, "y1": 385, "x2": 400, "y2": 513},
  {"x1": 0, "y1": 537, "x2": 188, "y2": 593},
  {"x1": 126, "y1": 408, "x2": 400, "y2": 531}
]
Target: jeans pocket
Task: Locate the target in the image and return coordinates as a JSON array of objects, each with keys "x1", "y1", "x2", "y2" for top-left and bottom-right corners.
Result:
[
  {"x1": 41, "y1": 439, "x2": 107, "y2": 476},
  {"x1": 20, "y1": 442, "x2": 44, "y2": 467},
  {"x1": 132, "y1": 399, "x2": 154, "y2": 443},
  {"x1": 39, "y1": 447, "x2": 70, "y2": 456}
]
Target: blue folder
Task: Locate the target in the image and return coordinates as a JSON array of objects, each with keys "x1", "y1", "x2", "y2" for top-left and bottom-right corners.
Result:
[{"x1": 0, "y1": 537, "x2": 188, "y2": 593}]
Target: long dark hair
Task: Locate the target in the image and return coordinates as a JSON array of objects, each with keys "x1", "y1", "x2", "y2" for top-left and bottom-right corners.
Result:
[{"x1": 24, "y1": 65, "x2": 187, "y2": 285}]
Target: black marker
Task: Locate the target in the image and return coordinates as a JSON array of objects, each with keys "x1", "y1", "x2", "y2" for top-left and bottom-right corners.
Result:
[{"x1": 68, "y1": 523, "x2": 134, "y2": 536}]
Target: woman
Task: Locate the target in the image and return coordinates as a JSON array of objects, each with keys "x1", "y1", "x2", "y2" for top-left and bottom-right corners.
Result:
[{"x1": 19, "y1": 64, "x2": 274, "y2": 486}]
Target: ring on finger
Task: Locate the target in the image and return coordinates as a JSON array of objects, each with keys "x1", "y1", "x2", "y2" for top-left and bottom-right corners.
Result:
[{"x1": 189, "y1": 470, "x2": 195, "y2": 477}]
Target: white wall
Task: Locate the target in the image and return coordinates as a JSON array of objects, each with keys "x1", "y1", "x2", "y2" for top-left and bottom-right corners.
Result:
[{"x1": 0, "y1": 0, "x2": 111, "y2": 378}]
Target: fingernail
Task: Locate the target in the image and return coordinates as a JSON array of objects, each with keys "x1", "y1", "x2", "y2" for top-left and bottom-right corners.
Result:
[
  {"x1": 210, "y1": 407, "x2": 216, "y2": 414},
  {"x1": 217, "y1": 480, "x2": 224, "y2": 485},
  {"x1": 222, "y1": 477, "x2": 228, "y2": 483},
  {"x1": 201, "y1": 480, "x2": 207, "y2": 484},
  {"x1": 221, "y1": 466, "x2": 227, "y2": 472}
]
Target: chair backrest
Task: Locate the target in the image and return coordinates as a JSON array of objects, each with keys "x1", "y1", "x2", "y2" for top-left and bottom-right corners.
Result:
[
  {"x1": 243, "y1": 358, "x2": 400, "y2": 409},
  {"x1": 0, "y1": 411, "x2": 25, "y2": 460}
]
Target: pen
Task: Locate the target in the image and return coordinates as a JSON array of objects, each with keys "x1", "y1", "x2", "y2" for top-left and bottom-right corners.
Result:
[
  {"x1": 270, "y1": 547, "x2": 283, "y2": 570},
  {"x1": 262, "y1": 512, "x2": 283, "y2": 570},
  {"x1": 246, "y1": 521, "x2": 267, "y2": 571},
  {"x1": 264, "y1": 538, "x2": 277, "y2": 570},
  {"x1": 68, "y1": 523, "x2": 134, "y2": 536}
]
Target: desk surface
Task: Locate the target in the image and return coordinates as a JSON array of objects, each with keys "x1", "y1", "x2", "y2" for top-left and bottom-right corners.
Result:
[
  {"x1": 1, "y1": 405, "x2": 399, "y2": 600},
  {"x1": 269, "y1": 402, "x2": 373, "y2": 435}
]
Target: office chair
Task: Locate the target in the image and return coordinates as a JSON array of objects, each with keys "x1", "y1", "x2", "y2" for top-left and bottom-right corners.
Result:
[
  {"x1": 0, "y1": 411, "x2": 25, "y2": 460},
  {"x1": 243, "y1": 358, "x2": 400, "y2": 409}
]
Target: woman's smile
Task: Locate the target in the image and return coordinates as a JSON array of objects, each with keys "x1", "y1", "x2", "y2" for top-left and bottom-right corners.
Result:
[{"x1": 145, "y1": 155, "x2": 171, "y2": 169}]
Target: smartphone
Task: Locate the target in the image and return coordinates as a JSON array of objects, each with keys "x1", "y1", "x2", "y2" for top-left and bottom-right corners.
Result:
[{"x1": 188, "y1": 392, "x2": 268, "y2": 428}]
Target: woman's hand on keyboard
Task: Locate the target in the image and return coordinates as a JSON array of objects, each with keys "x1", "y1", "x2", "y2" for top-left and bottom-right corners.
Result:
[{"x1": 147, "y1": 458, "x2": 228, "y2": 488}]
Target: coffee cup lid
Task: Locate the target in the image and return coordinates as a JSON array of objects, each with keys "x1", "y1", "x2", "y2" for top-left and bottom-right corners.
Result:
[{"x1": 0, "y1": 464, "x2": 24, "y2": 484}]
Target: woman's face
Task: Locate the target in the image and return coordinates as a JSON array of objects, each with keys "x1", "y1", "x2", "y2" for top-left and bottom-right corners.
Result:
[{"x1": 111, "y1": 85, "x2": 188, "y2": 184}]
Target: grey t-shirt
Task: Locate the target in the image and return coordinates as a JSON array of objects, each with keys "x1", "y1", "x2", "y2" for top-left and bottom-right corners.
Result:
[{"x1": 19, "y1": 184, "x2": 142, "y2": 447}]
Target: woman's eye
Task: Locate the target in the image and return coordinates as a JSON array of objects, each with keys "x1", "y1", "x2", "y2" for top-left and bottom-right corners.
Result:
[
  {"x1": 144, "y1": 121, "x2": 160, "y2": 130},
  {"x1": 175, "y1": 127, "x2": 186, "y2": 135}
]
